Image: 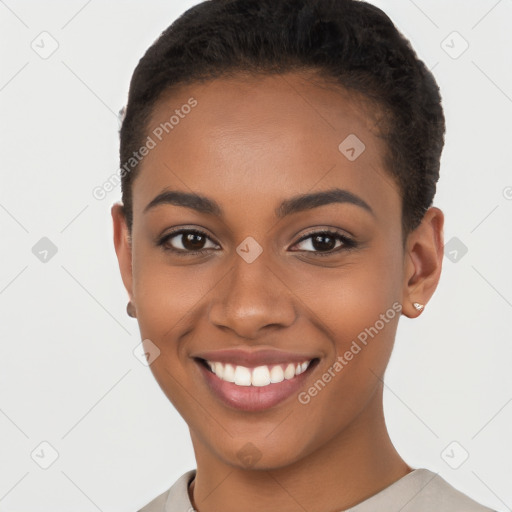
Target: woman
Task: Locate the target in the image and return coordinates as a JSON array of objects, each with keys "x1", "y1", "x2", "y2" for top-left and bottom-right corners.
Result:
[{"x1": 112, "y1": 0, "x2": 496, "y2": 510}]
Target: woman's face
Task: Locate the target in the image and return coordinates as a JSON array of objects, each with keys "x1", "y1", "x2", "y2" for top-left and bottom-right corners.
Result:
[{"x1": 113, "y1": 72, "x2": 435, "y2": 469}]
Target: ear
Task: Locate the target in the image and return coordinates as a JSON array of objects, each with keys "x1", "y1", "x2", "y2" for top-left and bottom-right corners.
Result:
[
  {"x1": 401, "y1": 206, "x2": 444, "y2": 318},
  {"x1": 111, "y1": 202, "x2": 134, "y2": 302}
]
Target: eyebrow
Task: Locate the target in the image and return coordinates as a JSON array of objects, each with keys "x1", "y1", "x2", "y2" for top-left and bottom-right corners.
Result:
[{"x1": 143, "y1": 187, "x2": 375, "y2": 218}]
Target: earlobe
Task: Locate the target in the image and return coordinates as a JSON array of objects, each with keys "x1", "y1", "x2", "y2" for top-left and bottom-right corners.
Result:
[
  {"x1": 401, "y1": 207, "x2": 444, "y2": 318},
  {"x1": 111, "y1": 202, "x2": 134, "y2": 302}
]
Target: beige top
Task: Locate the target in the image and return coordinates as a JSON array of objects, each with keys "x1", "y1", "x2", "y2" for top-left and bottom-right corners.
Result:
[{"x1": 138, "y1": 468, "x2": 496, "y2": 511}]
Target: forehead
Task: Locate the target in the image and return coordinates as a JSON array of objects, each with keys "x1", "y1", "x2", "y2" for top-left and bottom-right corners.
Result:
[{"x1": 132, "y1": 72, "x2": 400, "y2": 226}]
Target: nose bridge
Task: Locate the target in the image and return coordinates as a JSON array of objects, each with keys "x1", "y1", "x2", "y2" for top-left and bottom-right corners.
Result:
[{"x1": 208, "y1": 248, "x2": 296, "y2": 339}]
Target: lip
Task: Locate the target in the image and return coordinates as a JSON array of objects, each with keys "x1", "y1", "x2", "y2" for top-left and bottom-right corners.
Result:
[
  {"x1": 192, "y1": 348, "x2": 319, "y2": 367},
  {"x1": 194, "y1": 354, "x2": 320, "y2": 412}
]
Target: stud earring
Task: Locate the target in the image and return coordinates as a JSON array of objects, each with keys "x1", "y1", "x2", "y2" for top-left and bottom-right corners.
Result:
[
  {"x1": 127, "y1": 301, "x2": 137, "y2": 318},
  {"x1": 413, "y1": 302, "x2": 424, "y2": 312}
]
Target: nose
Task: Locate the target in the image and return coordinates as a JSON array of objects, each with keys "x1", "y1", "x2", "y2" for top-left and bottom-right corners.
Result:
[{"x1": 208, "y1": 254, "x2": 297, "y2": 340}]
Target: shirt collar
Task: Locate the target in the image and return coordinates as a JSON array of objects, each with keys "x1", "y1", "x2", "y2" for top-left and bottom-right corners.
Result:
[{"x1": 161, "y1": 468, "x2": 486, "y2": 512}]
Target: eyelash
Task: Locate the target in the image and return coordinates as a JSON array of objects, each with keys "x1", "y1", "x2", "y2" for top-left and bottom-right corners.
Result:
[{"x1": 156, "y1": 228, "x2": 358, "y2": 257}]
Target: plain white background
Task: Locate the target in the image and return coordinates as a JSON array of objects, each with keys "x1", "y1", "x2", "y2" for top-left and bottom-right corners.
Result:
[{"x1": 0, "y1": 1, "x2": 511, "y2": 511}]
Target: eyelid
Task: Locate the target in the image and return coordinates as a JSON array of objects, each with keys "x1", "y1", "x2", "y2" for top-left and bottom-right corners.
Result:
[{"x1": 294, "y1": 226, "x2": 354, "y2": 242}]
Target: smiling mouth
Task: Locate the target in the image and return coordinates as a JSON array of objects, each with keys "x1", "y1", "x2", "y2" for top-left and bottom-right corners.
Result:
[{"x1": 197, "y1": 358, "x2": 319, "y2": 387}]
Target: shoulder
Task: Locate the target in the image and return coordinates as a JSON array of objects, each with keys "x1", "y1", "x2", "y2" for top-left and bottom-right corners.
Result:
[
  {"x1": 137, "y1": 470, "x2": 196, "y2": 512},
  {"x1": 347, "y1": 468, "x2": 496, "y2": 512},
  {"x1": 407, "y1": 469, "x2": 496, "y2": 512},
  {"x1": 138, "y1": 489, "x2": 169, "y2": 512}
]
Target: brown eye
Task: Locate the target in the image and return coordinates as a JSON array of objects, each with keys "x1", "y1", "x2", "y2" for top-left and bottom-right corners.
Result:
[
  {"x1": 158, "y1": 229, "x2": 219, "y2": 254},
  {"x1": 181, "y1": 232, "x2": 207, "y2": 251},
  {"x1": 291, "y1": 230, "x2": 357, "y2": 255}
]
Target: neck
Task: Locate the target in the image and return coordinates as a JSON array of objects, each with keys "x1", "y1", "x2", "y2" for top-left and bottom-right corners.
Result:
[{"x1": 188, "y1": 384, "x2": 411, "y2": 512}]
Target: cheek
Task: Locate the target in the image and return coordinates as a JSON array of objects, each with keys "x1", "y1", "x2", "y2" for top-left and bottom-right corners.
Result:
[
  {"x1": 131, "y1": 238, "x2": 214, "y2": 340},
  {"x1": 288, "y1": 242, "x2": 402, "y2": 400},
  {"x1": 286, "y1": 244, "x2": 402, "y2": 344}
]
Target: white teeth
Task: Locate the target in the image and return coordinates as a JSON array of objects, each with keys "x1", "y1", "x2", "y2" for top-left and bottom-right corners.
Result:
[
  {"x1": 213, "y1": 362, "x2": 224, "y2": 379},
  {"x1": 252, "y1": 366, "x2": 271, "y2": 387},
  {"x1": 205, "y1": 359, "x2": 313, "y2": 387},
  {"x1": 234, "y1": 365, "x2": 252, "y2": 386},
  {"x1": 269, "y1": 365, "x2": 285, "y2": 383},
  {"x1": 223, "y1": 363, "x2": 235, "y2": 383},
  {"x1": 284, "y1": 363, "x2": 296, "y2": 380}
]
